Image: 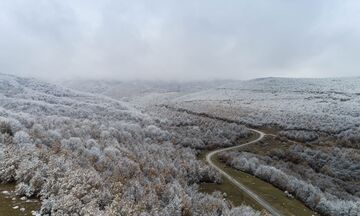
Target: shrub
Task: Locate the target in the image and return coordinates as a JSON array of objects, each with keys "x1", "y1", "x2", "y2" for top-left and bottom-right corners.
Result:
[{"x1": 0, "y1": 121, "x2": 13, "y2": 136}]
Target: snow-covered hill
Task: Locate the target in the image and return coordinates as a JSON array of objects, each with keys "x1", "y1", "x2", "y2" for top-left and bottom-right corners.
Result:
[
  {"x1": 60, "y1": 79, "x2": 231, "y2": 105},
  {"x1": 0, "y1": 74, "x2": 260, "y2": 215},
  {"x1": 173, "y1": 77, "x2": 360, "y2": 146},
  {"x1": 165, "y1": 77, "x2": 360, "y2": 216}
]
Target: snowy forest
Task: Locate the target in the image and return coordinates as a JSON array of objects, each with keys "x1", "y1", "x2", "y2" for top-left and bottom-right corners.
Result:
[
  {"x1": 1, "y1": 74, "x2": 360, "y2": 216},
  {"x1": 0, "y1": 74, "x2": 264, "y2": 215},
  {"x1": 63, "y1": 77, "x2": 360, "y2": 216}
]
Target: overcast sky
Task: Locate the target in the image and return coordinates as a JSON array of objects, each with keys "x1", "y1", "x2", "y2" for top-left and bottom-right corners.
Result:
[{"x1": 0, "y1": 0, "x2": 359, "y2": 81}]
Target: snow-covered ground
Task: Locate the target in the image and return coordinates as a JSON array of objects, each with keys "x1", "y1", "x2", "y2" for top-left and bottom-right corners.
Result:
[{"x1": 171, "y1": 77, "x2": 360, "y2": 147}]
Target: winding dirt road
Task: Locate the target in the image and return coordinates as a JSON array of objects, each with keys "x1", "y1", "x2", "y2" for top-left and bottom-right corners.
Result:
[{"x1": 206, "y1": 129, "x2": 283, "y2": 216}]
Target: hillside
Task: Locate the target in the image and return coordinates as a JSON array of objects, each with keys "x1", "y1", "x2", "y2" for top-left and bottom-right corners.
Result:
[
  {"x1": 173, "y1": 77, "x2": 360, "y2": 145},
  {"x1": 5, "y1": 75, "x2": 359, "y2": 215},
  {"x1": 167, "y1": 77, "x2": 360, "y2": 215},
  {"x1": 0, "y1": 74, "x2": 261, "y2": 215},
  {"x1": 60, "y1": 79, "x2": 232, "y2": 106}
]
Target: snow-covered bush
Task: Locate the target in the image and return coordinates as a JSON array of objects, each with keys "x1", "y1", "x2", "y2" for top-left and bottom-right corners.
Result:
[
  {"x1": 0, "y1": 120, "x2": 13, "y2": 136},
  {"x1": 279, "y1": 130, "x2": 319, "y2": 142}
]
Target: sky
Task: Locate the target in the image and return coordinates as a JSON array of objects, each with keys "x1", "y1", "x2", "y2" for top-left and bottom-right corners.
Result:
[{"x1": 0, "y1": 0, "x2": 359, "y2": 81}]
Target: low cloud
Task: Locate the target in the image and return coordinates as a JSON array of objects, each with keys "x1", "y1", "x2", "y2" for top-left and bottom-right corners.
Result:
[{"x1": 0, "y1": 0, "x2": 359, "y2": 80}]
